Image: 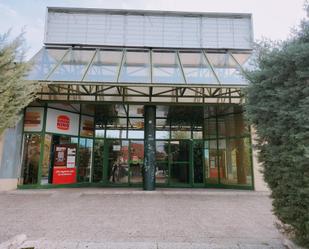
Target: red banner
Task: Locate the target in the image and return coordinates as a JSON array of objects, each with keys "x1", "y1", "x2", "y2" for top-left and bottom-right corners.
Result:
[{"x1": 52, "y1": 167, "x2": 76, "y2": 184}]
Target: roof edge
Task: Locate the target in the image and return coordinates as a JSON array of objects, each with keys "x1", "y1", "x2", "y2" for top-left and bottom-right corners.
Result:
[{"x1": 47, "y1": 6, "x2": 252, "y2": 18}]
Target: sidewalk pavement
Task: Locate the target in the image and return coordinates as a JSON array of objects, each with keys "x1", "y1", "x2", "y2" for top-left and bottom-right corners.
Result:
[{"x1": 0, "y1": 188, "x2": 284, "y2": 249}]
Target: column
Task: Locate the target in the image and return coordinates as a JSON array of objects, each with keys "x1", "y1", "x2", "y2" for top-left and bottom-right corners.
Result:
[{"x1": 143, "y1": 105, "x2": 156, "y2": 190}]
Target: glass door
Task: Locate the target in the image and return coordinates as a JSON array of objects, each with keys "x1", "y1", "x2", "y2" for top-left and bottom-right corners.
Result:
[
  {"x1": 129, "y1": 140, "x2": 144, "y2": 185},
  {"x1": 169, "y1": 140, "x2": 191, "y2": 186},
  {"x1": 105, "y1": 139, "x2": 129, "y2": 185}
]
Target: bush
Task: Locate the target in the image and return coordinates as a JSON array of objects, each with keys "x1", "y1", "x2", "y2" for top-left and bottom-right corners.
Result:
[{"x1": 245, "y1": 19, "x2": 309, "y2": 247}]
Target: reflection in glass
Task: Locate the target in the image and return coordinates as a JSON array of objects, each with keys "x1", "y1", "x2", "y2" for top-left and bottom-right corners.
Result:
[
  {"x1": 108, "y1": 140, "x2": 129, "y2": 184},
  {"x1": 179, "y1": 51, "x2": 217, "y2": 84},
  {"x1": 41, "y1": 134, "x2": 52, "y2": 185},
  {"x1": 152, "y1": 51, "x2": 185, "y2": 84},
  {"x1": 129, "y1": 140, "x2": 144, "y2": 184},
  {"x1": 156, "y1": 141, "x2": 169, "y2": 161},
  {"x1": 204, "y1": 140, "x2": 219, "y2": 184},
  {"x1": 129, "y1": 105, "x2": 144, "y2": 117},
  {"x1": 21, "y1": 134, "x2": 41, "y2": 185},
  {"x1": 218, "y1": 113, "x2": 248, "y2": 138},
  {"x1": 220, "y1": 138, "x2": 252, "y2": 186},
  {"x1": 78, "y1": 138, "x2": 93, "y2": 182},
  {"x1": 92, "y1": 139, "x2": 104, "y2": 182},
  {"x1": 128, "y1": 130, "x2": 144, "y2": 139},
  {"x1": 106, "y1": 130, "x2": 127, "y2": 139},
  {"x1": 49, "y1": 49, "x2": 95, "y2": 81},
  {"x1": 156, "y1": 131, "x2": 170, "y2": 139},
  {"x1": 119, "y1": 50, "x2": 150, "y2": 83},
  {"x1": 156, "y1": 162, "x2": 168, "y2": 184}
]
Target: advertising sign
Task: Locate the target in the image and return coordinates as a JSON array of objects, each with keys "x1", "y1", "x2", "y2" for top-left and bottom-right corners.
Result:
[
  {"x1": 53, "y1": 144, "x2": 77, "y2": 184},
  {"x1": 52, "y1": 168, "x2": 76, "y2": 184},
  {"x1": 46, "y1": 108, "x2": 79, "y2": 136},
  {"x1": 80, "y1": 115, "x2": 94, "y2": 137},
  {"x1": 24, "y1": 107, "x2": 44, "y2": 132}
]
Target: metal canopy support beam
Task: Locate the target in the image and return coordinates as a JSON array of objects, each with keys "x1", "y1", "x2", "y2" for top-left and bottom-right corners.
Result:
[
  {"x1": 81, "y1": 49, "x2": 97, "y2": 81},
  {"x1": 116, "y1": 48, "x2": 126, "y2": 82},
  {"x1": 143, "y1": 105, "x2": 156, "y2": 191},
  {"x1": 202, "y1": 50, "x2": 221, "y2": 85},
  {"x1": 44, "y1": 48, "x2": 71, "y2": 80},
  {"x1": 176, "y1": 50, "x2": 187, "y2": 84}
]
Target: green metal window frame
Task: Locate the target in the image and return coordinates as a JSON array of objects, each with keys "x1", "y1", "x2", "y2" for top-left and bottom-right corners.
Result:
[{"x1": 18, "y1": 103, "x2": 254, "y2": 190}]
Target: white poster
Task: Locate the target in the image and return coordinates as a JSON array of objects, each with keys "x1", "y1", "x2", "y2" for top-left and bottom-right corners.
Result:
[
  {"x1": 24, "y1": 107, "x2": 44, "y2": 132},
  {"x1": 46, "y1": 108, "x2": 79, "y2": 136}
]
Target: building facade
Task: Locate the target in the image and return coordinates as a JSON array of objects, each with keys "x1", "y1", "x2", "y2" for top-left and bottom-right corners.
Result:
[{"x1": 0, "y1": 7, "x2": 268, "y2": 191}]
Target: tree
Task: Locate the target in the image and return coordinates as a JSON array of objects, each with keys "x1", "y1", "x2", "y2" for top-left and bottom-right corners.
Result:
[
  {"x1": 244, "y1": 13, "x2": 309, "y2": 246},
  {"x1": 0, "y1": 32, "x2": 39, "y2": 135}
]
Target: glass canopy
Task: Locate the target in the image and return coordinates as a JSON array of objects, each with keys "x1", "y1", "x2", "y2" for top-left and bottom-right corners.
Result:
[{"x1": 27, "y1": 47, "x2": 251, "y2": 86}]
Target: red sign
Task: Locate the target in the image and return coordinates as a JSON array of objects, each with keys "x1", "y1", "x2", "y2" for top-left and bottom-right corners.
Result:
[
  {"x1": 57, "y1": 115, "x2": 70, "y2": 130},
  {"x1": 53, "y1": 167, "x2": 76, "y2": 184}
]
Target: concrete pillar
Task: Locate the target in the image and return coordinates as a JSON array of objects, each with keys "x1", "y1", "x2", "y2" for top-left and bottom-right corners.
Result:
[{"x1": 143, "y1": 105, "x2": 156, "y2": 191}]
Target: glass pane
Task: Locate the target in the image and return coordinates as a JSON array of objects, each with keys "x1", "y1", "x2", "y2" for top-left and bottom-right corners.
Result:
[
  {"x1": 128, "y1": 130, "x2": 144, "y2": 139},
  {"x1": 152, "y1": 51, "x2": 185, "y2": 84},
  {"x1": 220, "y1": 138, "x2": 252, "y2": 186},
  {"x1": 106, "y1": 130, "x2": 127, "y2": 139},
  {"x1": 205, "y1": 140, "x2": 219, "y2": 184},
  {"x1": 21, "y1": 134, "x2": 41, "y2": 184},
  {"x1": 206, "y1": 52, "x2": 247, "y2": 85},
  {"x1": 49, "y1": 49, "x2": 95, "y2": 81},
  {"x1": 93, "y1": 139, "x2": 104, "y2": 183},
  {"x1": 78, "y1": 138, "x2": 93, "y2": 182},
  {"x1": 27, "y1": 48, "x2": 67, "y2": 80},
  {"x1": 84, "y1": 50, "x2": 122, "y2": 82},
  {"x1": 171, "y1": 130, "x2": 191, "y2": 139},
  {"x1": 193, "y1": 141, "x2": 204, "y2": 184},
  {"x1": 156, "y1": 141, "x2": 169, "y2": 161},
  {"x1": 129, "y1": 118, "x2": 144, "y2": 129},
  {"x1": 156, "y1": 106, "x2": 169, "y2": 118},
  {"x1": 41, "y1": 134, "x2": 52, "y2": 185},
  {"x1": 95, "y1": 130, "x2": 105, "y2": 138},
  {"x1": 119, "y1": 50, "x2": 150, "y2": 83},
  {"x1": 129, "y1": 105, "x2": 144, "y2": 117},
  {"x1": 108, "y1": 140, "x2": 129, "y2": 184},
  {"x1": 193, "y1": 131, "x2": 203, "y2": 139},
  {"x1": 218, "y1": 113, "x2": 249, "y2": 138},
  {"x1": 170, "y1": 163, "x2": 190, "y2": 184},
  {"x1": 129, "y1": 141, "x2": 144, "y2": 184},
  {"x1": 204, "y1": 118, "x2": 217, "y2": 139},
  {"x1": 156, "y1": 162, "x2": 168, "y2": 184},
  {"x1": 106, "y1": 118, "x2": 127, "y2": 129},
  {"x1": 170, "y1": 140, "x2": 190, "y2": 162},
  {"x1": 179, "y1": 51, "x2": 217, "y2": 84},
  {"x1": 156, "y1": 131, "x2": 170, "y2": 139}
]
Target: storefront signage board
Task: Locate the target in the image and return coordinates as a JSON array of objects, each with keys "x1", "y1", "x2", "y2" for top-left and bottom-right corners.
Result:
[
  {"x1": 24, "y1": 107, "x2": 44, "y2": 132},
  {"x1": 80, "y1": 115, "x2": 94, "y2": 137},
  {"x1": 46, "y1": 108, "x2": 79, "y2": 136}
]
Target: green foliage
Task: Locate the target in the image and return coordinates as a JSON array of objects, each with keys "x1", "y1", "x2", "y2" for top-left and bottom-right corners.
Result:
[
  {"x1": 0, "y1": 32, "x2": 39, "y2": 135},
  {"x1": 245, "y1": 20, "x2": 309, "y2": 246}
]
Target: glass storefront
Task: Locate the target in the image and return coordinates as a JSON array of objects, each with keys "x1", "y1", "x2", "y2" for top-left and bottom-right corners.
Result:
[{"x1": 20, "y1": 103, "x2": 253, "y2": 189}]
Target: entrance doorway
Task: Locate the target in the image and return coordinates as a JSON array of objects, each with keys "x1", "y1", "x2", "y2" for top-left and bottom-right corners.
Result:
[{"x1": 92, "y1": 138, "x2": 206, "y2": 187}]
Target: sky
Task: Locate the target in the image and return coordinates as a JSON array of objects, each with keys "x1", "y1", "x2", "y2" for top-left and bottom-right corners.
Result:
[{"x1": 0, "y1": 0, "x2": 307, "y2": 59}]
